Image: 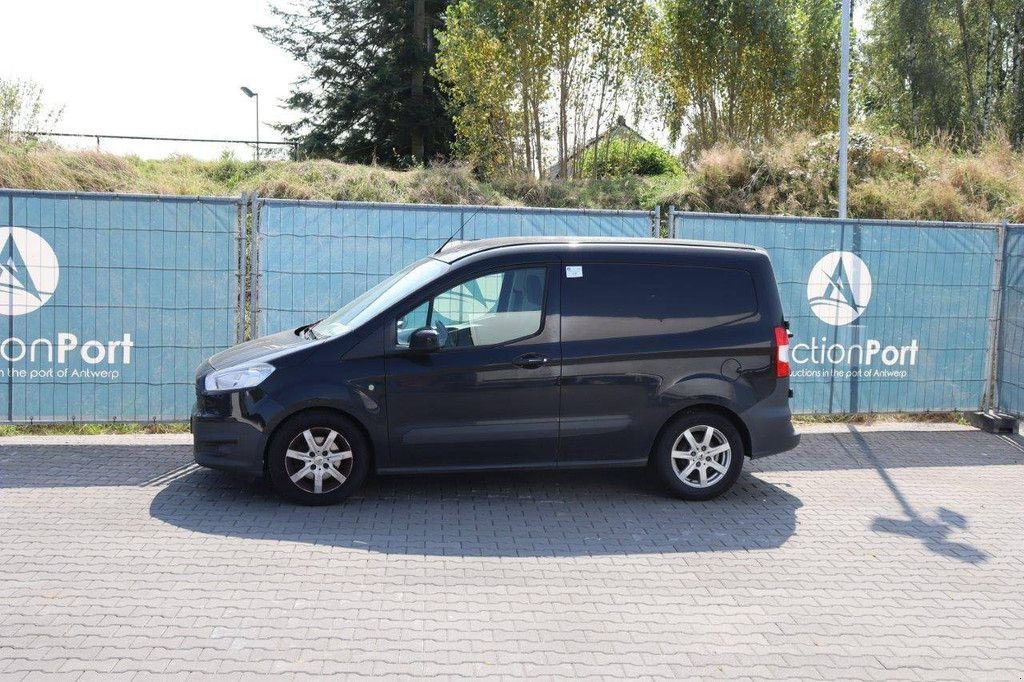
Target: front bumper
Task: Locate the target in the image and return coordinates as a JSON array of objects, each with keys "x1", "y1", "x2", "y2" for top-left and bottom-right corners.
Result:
[{"x1": 192, "y1": 405, "x2": 267, "y2": 477}]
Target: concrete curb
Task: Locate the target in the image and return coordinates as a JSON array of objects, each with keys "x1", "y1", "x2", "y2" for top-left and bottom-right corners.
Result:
[{"x1": 794, "y1": 422, "x2": 976, "y2": 435}]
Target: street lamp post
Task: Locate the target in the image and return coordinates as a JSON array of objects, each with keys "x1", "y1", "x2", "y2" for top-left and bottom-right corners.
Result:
[
  {"x1": 240, "y1": 86, "x2": 260, "y2": 161},
  {"x1": 838, "y1": 0, "x2": 851, "y2": 219}
]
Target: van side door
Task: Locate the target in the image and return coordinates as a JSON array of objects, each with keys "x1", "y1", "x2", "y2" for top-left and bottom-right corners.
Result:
[{"x1": 384, "y1": 262, "x2": 561, "y2": 470}]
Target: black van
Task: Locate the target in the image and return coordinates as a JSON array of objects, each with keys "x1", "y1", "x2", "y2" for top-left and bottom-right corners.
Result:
[{"x1": 193, "y1": 237, "x2": 799, "y2": 505}]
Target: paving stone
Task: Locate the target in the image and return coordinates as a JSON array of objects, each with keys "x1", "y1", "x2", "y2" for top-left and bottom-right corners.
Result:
[{"x1": 0, "y1": 430, "x2": 1022, "y2": 678}]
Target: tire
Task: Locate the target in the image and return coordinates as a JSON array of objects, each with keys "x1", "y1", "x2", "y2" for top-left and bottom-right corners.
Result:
[
  {"x1": 652, "y1": 411, "x2": 745, "y2": 501},
  {"x1": 266, "y1": 410, "x2": 370, "y2": 506}
]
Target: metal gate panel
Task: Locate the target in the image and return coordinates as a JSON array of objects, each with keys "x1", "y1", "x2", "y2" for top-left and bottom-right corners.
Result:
[
  {"x1": 0, "y1": 189, "x2": 240, "y2": 422},
  {"x1": 998, "y1": 224, "x2": 1024, "y2": 416},
  {"x1": 256, "y1": 200, "x2": 653, "y2": 335},
  {"x1": 673, "y1": 212, "x2": 998, "y2": 414}
]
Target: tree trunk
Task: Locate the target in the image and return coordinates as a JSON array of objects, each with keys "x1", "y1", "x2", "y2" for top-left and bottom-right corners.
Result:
[
  {"x1": 980, "y1": 0, "x2": 997, "y2": 135},
  {"x1": 591, "y1": 54, "x2": 610, "y2": 179},
  {"x1": 520, "y1": 79, "x2": 533, "y2": 177},
  {"x1": 531, "y1": 88, "x2": 544, "y2": 178},
  {"x1": 954, "y1": 0, "x2": 979, "y2": 143},
  {"x1": 1013, "y1": 3, "x2": 1024, "y2": 147},
  {"x1": 410, "y1": 0, "x2": 426, "y2": 163},
  {"x1": 558, "y1": 65, "x2": 568, "y2": 178}
]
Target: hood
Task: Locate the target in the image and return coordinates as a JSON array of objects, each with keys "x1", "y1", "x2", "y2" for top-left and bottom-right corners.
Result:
[{"x1": 205, "y1": 328, "x2": 311, "y2": 372}]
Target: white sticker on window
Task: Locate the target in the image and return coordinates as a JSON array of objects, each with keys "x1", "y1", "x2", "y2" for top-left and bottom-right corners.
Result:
[{"x1": 565, "y1": 265, "x2": 583, "y2": 279}]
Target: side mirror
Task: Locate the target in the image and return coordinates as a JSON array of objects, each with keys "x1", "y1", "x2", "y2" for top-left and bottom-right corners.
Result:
[{"x1": 408, "y1": 327, "x2": 441, "y2": 353}]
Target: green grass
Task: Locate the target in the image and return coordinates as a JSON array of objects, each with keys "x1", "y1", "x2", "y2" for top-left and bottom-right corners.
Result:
[
  {"x1": 3, "y1": 131, "x2": 1022, "y2": 222},
  {"x1": 793, "y1": 412, "x2": 970, "y2": 425},
  {"x1": 0, "y1": 422, "x2": 190, "y2": 436}
]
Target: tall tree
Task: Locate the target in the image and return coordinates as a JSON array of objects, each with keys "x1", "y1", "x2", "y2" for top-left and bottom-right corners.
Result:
[
  {"x1": 861, "y1": 0, "x2": 1023, "y2": 148},
  {"x1": 435, "y1": 0, "x2": 652, "y2": 178},
  {"x1": 548, "y1": 0, "x2": 590, "y2": 178},
  {"x1": 0, "y1": 78, "x2": 63, "y2": 145},
  {"x1": 434, "y1": 0, "x2": 521, "y2": 173},
  {"x1": 581, "y1": 0, "x2": 654, "y2": 177},
  {"x1": 436, "y1": 0, "x2": 558, "y2": 177},
  {"x1": 785, "y1": 0, "x2": 840, "y2": 131},
  {"x1": 259, "y1": 0, "x2": 454, "y2": 165},
  {"x1": 1012, "y1": 3, "x2": 1024, "y2": 145},
  {"x1": 655, "y1": 0, "x2": 839, "y2": 152}
]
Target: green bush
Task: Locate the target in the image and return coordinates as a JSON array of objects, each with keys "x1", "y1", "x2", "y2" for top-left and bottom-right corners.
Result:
[{"x1": 579, "y1": 138, "x2": 681, "y2": 178}]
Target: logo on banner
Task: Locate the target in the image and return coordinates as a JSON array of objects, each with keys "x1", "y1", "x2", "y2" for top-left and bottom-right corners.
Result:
[
  {"x1": 0, "y1": 226, "x2": 131, "y2": 376},
  {"x1": 794, "y1": 249, "x2": 919, "y2": 377},
  {"x1": 0, "y1": 227, "x2": 59, "y2": 316},
  {"x1": 807, "y1": 251, "x2": 871, "y2": 326}
]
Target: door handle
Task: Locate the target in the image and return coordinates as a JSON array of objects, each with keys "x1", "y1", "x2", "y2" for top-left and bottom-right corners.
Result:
[{"x1": 512, "y1": 353, "x2": 549, "y2": 369}]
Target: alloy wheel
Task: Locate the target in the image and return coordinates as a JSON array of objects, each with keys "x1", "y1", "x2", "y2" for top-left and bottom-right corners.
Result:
[
  {"x1": 670, "y1": 425, "x2": 732, "y2": 489},
  {"x1": 283, "y1": 427, "x2": 354, "y2": 495}
]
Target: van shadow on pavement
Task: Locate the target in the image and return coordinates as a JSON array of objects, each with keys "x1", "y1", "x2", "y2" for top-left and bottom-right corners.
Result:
[
  {"x1": 148, "y1": 466, "x2": 802, "y2": 558},
  {"x1": 6, "y1": 429, "x2": 1019, "y2": 560},
  {"x1": 144, "y1": 428, "x2": 1021, "y2": 560}
]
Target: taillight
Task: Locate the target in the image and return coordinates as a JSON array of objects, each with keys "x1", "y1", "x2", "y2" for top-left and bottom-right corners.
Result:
[{"x1": 774, "y1": 326, "x2": 790, "y2": 378}]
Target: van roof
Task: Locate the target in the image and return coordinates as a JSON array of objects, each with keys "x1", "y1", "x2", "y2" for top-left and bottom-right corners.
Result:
[{"x1": 432, "y1": 236, "x2": 764, "y2": 264}]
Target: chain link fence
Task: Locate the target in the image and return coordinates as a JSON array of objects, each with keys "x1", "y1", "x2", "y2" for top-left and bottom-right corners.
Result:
[
  {"x1": 998, "y1": 224, "x2": 1024, "y2": 416},
  {"x1": 0, "y1": 184, "x2": 1021, "y2": 422},
  {"x1": 253, "y1": 199, "x2": 657, "y2": 336},
  {"x1": 0, "y1": 189, "x2": 240, "y2": 422},
  {"x1": 669, "y1": 210, "x2": 1005, "y2": 415}
]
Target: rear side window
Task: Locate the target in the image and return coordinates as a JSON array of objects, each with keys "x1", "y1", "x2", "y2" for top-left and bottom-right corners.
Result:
[{"x1": 562, "y1": 263, "x2": 758, "y2": 341}]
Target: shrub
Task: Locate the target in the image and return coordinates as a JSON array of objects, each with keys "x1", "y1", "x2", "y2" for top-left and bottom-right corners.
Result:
[
  {"x1": 578, "y1": 138, "x2": 681, "y2": 178},
  {"x1": 491, "y1": 173, "x2": 658, "y2": 210}
]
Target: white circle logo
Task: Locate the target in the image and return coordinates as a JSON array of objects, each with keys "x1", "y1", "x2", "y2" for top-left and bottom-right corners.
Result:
[
  {"x1": 0, "y1": 227, "x2": 60, "y2": 316},
  {"x1": 807, "y1": 251, "x2": 871, "y2": 326}
]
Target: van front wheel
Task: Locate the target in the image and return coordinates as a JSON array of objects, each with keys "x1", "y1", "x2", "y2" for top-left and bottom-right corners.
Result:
[
  {"x1": 653, "y1": 412, "x2": 744, "y2": 500},
  {"x1": 267, "y1": 411, "x2": 370, "y2": 505}
]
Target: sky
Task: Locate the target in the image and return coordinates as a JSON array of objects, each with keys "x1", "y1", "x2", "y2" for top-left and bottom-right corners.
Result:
[
  {"x1": 1, "y1": 0, "x2": 303, "y2": 159},
  {"x1": 3, "y1": 1, "x2": 871, "y2": 161}
]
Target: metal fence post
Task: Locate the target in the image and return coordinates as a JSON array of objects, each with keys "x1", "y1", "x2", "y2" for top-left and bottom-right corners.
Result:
[
  {"x1": 235, "y1": 194, "x2": 246, "y2": 344},
  {"x1": 6, "y1": 193, "x2": 13, "y2": 423},
  {"x1": 668, "y1": 205, "x2": 677, "y2": 239},
  {"x1": 248, "y1": 193, "x2": 262, "y2": 341},
  {"x1": 983, "y1": 220, "x2": 1009, "y2": 410}
]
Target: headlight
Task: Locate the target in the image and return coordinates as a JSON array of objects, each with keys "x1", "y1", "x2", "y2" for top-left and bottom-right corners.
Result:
[{"x1": 203, "y1": 363, "x2": 275, "y2": 393}]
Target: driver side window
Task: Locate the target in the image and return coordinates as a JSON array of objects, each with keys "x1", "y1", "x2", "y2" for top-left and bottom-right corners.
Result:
[{"x1": 396, "y1": 267, "x2": 546, "y2": 349}]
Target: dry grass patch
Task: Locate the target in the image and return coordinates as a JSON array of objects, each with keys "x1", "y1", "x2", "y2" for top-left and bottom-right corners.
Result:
[{"x1": 2, "y1": 133, "x2": 1023, "y2": 222}]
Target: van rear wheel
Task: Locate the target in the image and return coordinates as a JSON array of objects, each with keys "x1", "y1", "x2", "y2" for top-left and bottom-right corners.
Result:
[
  {"x1": 653, "y1": 411, "x2": 744, "y2": 500},
  {"x1": 267, "y1": 410, "x2": 370, "y2": 505}
]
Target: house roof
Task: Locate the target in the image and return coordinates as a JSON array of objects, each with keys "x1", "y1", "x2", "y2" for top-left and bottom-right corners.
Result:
[{"x1": 547, "y1": 116, "x2": 650, "y2": 178}]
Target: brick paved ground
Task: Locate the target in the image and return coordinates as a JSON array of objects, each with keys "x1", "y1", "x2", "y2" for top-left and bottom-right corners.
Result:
[{"x1": 1, "y1": 428, "x2": 1023, "y2": 679}]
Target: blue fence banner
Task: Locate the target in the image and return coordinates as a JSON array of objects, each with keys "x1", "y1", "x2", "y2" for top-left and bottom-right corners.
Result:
[
  {"x1": 0, "y1": 189, "x2": 240, "y2": 422},
  {"x1": 673, "y1": 212, "x2": 999, "y2": 414},
  {"x1": 999, "y1": 224, "x2": 1024, "y2": 416},
  {"x1": 0, "y1": 186, "x2": 1019, "y2": 422},
  {"x1": 256, "y1": 199, "x2": 654, "y2": 334}
]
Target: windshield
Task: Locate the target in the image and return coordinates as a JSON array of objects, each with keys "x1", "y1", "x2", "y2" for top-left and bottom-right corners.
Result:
[{"x1": 310, "y1": 257, "x2": 449, "y2": 339}]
